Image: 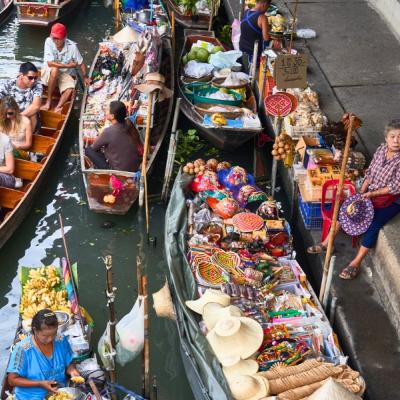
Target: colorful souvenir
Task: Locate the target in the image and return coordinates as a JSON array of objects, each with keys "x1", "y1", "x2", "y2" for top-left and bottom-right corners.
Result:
[
  {"x1": 207, "y1": 197, "x2": 239, "y2": 219},
  {"x1": 196, "y1": 261, "x2": 226, "y2": 288},
  {"x1": 339, "y1": 194, "x2": 374, "y2": 236},
  {"x1": 257, "y1": 200, "x2": 279, "y2": 220},
  {"x1": 219, "y1": 166, "x2": 255, "y2": 190},
  {"x1": 191, "y1": 170, "x2": 221, "y2": 193},
  {"x1": 232, "y1": 212, "x2": 265, "y2": 232}
]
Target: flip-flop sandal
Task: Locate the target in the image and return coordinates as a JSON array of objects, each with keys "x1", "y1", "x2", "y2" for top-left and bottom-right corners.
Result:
[
  {"x1": 339, "y1": 265, "x2": 360, "y2": 280},
  {"x1": 307, "y1": 243, "x2": 327, "y2": 254}
]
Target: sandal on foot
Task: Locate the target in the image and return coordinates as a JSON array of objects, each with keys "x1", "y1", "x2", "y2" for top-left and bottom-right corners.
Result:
[
  {"x1": 339, "y1": 265, "x2": 360, "y2": 280},
  {"x1": 307, "y1": 243, "x2": 327, "y2": 254}
]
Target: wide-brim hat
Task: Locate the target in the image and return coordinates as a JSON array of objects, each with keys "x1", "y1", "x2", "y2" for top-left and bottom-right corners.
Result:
[
  {"x1": 203, "y1": 303, "x2": 243, "y2": 331},
  {"x1": 133, "y1": 72, "x2": 173, "y2": 101},
  {"x1": 228, "y1": 374, "x2": 269, "y2": 400},
  {"x1": 206, "y1": 316, "x2": 263, "y2": 366},
  {"x1": 185, "y1": 289, "x2": 230, "y2": 315},
  {"x1": 308, "y1": 377, "x2": 362, "y2": 400},
  {"x1": 223, "y1": 359, "x2": 259, "y2": 381},
  {"x1": 338, "y1": 194, "x2": 374, "y2": 236},
  {"x1": 111, "y1": 26, "x2": 140, "y2": 43}
]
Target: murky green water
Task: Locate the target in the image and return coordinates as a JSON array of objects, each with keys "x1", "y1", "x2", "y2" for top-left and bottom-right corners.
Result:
[{"x1": 0, "y1": 3, "x2": 193, "y2": 398}]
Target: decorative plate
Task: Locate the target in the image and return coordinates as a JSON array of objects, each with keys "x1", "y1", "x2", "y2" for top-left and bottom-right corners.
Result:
[
  {"x1": 211, "y1": 249, "x2": 241, "y2": 270},
  {"x1": 232, "y1": 212, "x2": 265, "y2": 232},
  {"x1": 264, "y1": 93, "x2": 293, "y2": 117},
  {"x1": 196, "y1": 261, "x2": 225, "y2": 288}
]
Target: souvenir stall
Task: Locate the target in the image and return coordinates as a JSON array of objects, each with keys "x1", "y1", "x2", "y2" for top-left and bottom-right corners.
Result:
[{"x1": 165, "y1": 162, "x2": 366, "y2": 400}]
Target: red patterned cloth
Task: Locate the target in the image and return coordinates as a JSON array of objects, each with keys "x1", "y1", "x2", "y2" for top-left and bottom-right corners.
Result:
[{"x1": 365, "y1": 144, "x2": 400, "y2": 195}]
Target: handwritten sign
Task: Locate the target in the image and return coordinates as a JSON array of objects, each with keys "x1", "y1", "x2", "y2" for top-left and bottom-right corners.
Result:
[{"x1": 274, "y1": 54, "x2": 308, "y2": 89}]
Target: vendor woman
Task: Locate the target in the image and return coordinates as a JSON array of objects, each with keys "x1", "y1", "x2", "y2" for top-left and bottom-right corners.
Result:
[
  {"x1": 85, "y1": 100, "x2": 140, "y2": 172},
  {"x1": 239, "y1": 0, "x2": 271, "y2": 61},
  {"x1": 7, "y1": 309, "x2": 82, "y2": 400},
  {"x1": 308, "y1": 120, "x2": 400, "y2": 280}
]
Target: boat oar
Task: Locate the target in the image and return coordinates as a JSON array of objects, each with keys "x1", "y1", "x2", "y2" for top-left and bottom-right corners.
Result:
[
  {"x1": 139, "y1": 91, "x2": 155, "y2": 237},
  {"x1": 161, "y1": 97, "x2": 181, "y2": 201},
  {"x1": 58, "y1": 214, "x2": 86, "y2": 337}
]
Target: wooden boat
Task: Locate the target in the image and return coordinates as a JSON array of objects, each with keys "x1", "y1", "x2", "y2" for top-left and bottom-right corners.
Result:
[
  {"x1": 0, "y1": 0, "x2": 14, "y2": 24},
  {"x1": 164, "y1": 0, "x2": 211, "y2": 29},
  {"x1": 0, "y1": 87, "x2": 75, "y2": 250},
  {"x1": 0, "y1": 262, "x2": 98, "y2": 400},
  {"x1": 15, "y1": 0, "x2": 82, "y2": 26},
  {"x1": 79, "y1": 33, "x2": 174, "y2": 215},
  {"x1": 178, "y1": 31, "x2": 263, "y2": 151}
]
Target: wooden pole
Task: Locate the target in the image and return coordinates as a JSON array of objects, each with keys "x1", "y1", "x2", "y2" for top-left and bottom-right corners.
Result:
[
  {"x1": 104, "y1": 255, "x2": 118, "y2": 400},
  {"x1": 288, "y1": 0, "x2": 299, "y2": 54},
  {"x1": 319, "y1": 115, "x2": 355, "y2": 302},
  {"x1": 161, "y1": 97, "x2": 182, "y2": 200},
  {"x1": 270, "y1": 117, "x2": 282, "y2": 197},
  {"x1": 137, "y1": 256, "x2": 150, "y2": 398},
  {"x1": 251, "y1": 40, "x2": 259, "y2": 91},
  {"x1": 258, "y1": 59, "x2": 268, "y2": 110},
  {"x1": 114, "y1": 0, "x2": 120, "y2": 30},
  {"x1": 171, "y1": 12, "x2": 175, "y2": 60},
  {"x1": 208, "y1": 0, "x2": 214, "y2": 31}
]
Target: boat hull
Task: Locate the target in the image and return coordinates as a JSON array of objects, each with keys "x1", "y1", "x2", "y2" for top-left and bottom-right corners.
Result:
[
  {"x1": 165, "y1": 0, "x2": 210, "y2": 29},
  {"x1": 15, "y1": 0, "x2": 82, "y2": 26},
  {"x1": 0, "y1": 0, "x2": 14, "y2": 24}
]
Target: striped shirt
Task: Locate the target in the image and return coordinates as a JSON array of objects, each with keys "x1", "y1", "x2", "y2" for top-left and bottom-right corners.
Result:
[{"x1": 365, "y1": 144, "x2": 400, "y2": 195}]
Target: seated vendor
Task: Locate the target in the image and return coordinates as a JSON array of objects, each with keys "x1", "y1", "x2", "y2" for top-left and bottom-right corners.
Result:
[
  {"x1": 7, "y1": 309, "x2": 83, "y2": 400},
  {"x1": 85, "y1": 101, "x2": 140, "y2": 172},
  {"x1": 239, "y1": 0, "x2": 271, "y2": 61},
  {"x1": 0, "y1": 96, "x2": 32, "y2": 160}
]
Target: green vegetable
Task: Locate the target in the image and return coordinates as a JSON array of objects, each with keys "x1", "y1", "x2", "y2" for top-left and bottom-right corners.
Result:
[
  {"x1": 182, "y1": 54, "x2": 189, "y2": 64},
  {"x1": 211, "y1": 45, "x2": 224, "y2": 54},
  {"x1": 196, "y1": 48, "x2": 209, "y2": 62}
]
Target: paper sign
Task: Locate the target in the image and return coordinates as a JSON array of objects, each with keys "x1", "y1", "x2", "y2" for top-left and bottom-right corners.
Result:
[{"x1": 274, "y1": 54, "x2": 308, "y2": 89}]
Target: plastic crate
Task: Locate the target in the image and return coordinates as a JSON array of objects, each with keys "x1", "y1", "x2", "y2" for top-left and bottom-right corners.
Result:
[{"x1": 298, "y1": 193, "x2": 323, "y2": 230}]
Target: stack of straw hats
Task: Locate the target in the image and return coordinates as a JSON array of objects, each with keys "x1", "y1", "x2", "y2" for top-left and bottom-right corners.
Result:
[{"x1": 185, "y1": 289, "x2": 270, "y2": 400}]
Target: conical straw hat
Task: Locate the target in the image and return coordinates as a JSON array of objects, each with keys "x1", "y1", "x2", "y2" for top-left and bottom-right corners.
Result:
[
  {"x1": 206, "y1": 316, "x2": 263, "y2": 366},
  {"x1": 111, "y1": 26, "x2": 139, "y2": 44},
  {"x1": 152, "y1": 280, "x2": 175, "y2": 320},
  {"x1": 308, "y1": 378, "x2": 362, "y2": 400},
  {"x1": 203, "y1": 302, "x2": 242, "y2": 331},
  {"x1": 185, "y1": 289, "x2": 230, "y2": 315},
  {"x1": 223, "y1": 359, "x2": 259, "y2": 381},
  {"x1": 229, "y1": 374, "x2": 269, "y2": 400}
]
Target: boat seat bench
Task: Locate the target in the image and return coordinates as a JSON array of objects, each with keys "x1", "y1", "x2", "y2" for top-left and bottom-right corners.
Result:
[
  {"x1": 14, "y1": 159, "x2": 41, "y2": 182},
  {"x1": 0, "y1": 187, "x2": 24, "y2": 210}
]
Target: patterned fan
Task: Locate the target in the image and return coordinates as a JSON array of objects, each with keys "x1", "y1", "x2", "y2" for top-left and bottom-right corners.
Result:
[
  {"x1": 196, "y1": 261, "x2": 225, "y2": 288},
  {"x1": 232, "y1": 212, "x2": 265, "y2": 232},
  {"x1": 211, "y1": 249, "x2": 246, "y2": 284}
]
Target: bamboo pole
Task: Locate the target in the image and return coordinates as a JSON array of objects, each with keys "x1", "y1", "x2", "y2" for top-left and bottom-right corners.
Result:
[
  {"x1": 137, "y1": 256, "x2": 150, "y2": 398},
  {"x1": 208, "y1": 0, "x2": 214, "y2": 31},
  {"x1": 270, "y1": 117, "x2": 282, "y2": 197},
  {"x1": 114, "y1": 0, "x2": 120, "y2": 30},
  {"x1": 258, "y1": 59, "x2": 268, "y2": 110},
  {"x1": 288, "y1": 0, "x2": 299, "y2": 54},
  {"x1": 251, "y1": 40, "x2": 259, "y2": 91},
  {"x1": 171, "y1": 12, "x2": 175, "y2": 60},
  {"x1": 319, "y1": 116, "x2": 355, "y2": 302},
  {"x1": 104, "y1": 255, "x2": 118, "y2": 400},
  {"x1": 161, "y1": 97, "x2": 182, "y2": 200}
]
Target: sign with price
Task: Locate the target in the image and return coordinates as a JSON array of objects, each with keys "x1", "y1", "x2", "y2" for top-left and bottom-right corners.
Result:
[{"x1": 274, "y1": 54, "x2": 308, "y2": 89}]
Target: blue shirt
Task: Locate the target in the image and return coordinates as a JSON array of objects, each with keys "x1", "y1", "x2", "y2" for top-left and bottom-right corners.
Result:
[{"x1": 6, "y1": 335, "x2": 73, "y2": 400}]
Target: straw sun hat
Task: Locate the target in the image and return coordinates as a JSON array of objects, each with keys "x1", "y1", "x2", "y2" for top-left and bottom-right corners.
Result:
[
  {"x1": 223, "y1": 359, "x2": 259, "y2": 381},
  {"x1": 185, "y1": 289, "x2": 230, "y2": 315},
  {"x1": 133, "y1": 72, "x2": 173, "y2": 101},
  {"x1": 206, "y1": 316, "x2": 263, "y2": 367},
  {"x1": 203, "y1": 302, "x2": 243, "y2": 331},
  {"x1": 229, "y1": 374, "x2": 270, "y2": 400},
  {"x1": 111, "y1": 26, "x2": 140, "y2": 44}
]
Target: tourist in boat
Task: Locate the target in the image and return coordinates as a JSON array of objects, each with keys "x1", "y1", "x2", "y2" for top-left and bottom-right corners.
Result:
[
  {"x1": 0, "y1": 96, "x2": 32, "y2": 160},
  {"x1": 7, "y1": 309, "x2": 82, "y2": 400},
  {"x1": 85, "y1": 101, "x2": 140, "y2": 172},
  {"x1": 0, "y1": 127, "x2": 15, "y2": 188},
  {"x1": 0, "y1": 62, "x2": 42, "y2": 133},
  {"x1": 307, "y1": 119, "x2": 400, "y2": 280},
  {"x1": 41, "y1": 23, "x2": 90, "y2": 113},
  {"x1": 239, "y1": 0, "x2": 271, "y2": 62}
]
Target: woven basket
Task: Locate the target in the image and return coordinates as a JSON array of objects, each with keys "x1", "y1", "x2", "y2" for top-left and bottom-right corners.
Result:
[{"x1": 211, "y1": 77, "x2": 248, "y2": 89}]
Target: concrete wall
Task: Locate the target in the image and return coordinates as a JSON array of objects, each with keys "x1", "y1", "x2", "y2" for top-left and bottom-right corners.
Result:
[{"x1": 368, "y1": 0, "x2": 400, "y2": 40}]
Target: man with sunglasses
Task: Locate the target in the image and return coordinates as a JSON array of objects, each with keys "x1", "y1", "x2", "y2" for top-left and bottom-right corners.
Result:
[
  {"x1": 0, "y1": 62, "x2": 42, "y2": 132},
  {"x1": 41, "y1": 23, "x2": 89, "y2": 113}
]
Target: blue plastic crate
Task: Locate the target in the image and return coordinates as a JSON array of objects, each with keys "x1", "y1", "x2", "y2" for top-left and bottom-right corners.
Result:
[{"x1": 298, "y1": 194, "x2": 323, "y2": 230}]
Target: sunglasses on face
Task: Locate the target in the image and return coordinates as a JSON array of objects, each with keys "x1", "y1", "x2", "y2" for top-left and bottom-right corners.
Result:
[
  {"x1": 6, "y1": 111, "x2": 15, "y2": 116},
  {"x1": 26, "y1": 75, "x2": 37, "y2": 81}
]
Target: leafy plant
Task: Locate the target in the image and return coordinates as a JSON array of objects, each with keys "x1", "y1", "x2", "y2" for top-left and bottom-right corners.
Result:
[
  {"x1": 217, "y1": 25, "x2": 232, "y2": 46},
  {"x1": 173, "y1": 129, "x2": 219, "y2": 174}
]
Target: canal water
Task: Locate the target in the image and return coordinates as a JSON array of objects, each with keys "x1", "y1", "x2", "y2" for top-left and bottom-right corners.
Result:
[{"x1": 0, "y1": 2, "x2": 194, "y2": 398}]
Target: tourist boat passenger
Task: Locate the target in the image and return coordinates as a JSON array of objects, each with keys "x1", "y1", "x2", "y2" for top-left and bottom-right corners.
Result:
[
  {"x1": 6, "y1": 309, "x2": 83, "y2": 400},
  {"x1": 0, "y1": 62, "x2": 42, "y2": 133},
  {"x1": 0, "y1": 96, "x2": 32, "y2": 160},
  {"x1": 41, "y1": 23, "x2": 90, "y2": 113},
  {"x1": 308, "y1": 119, "x2": 400, "y2": 280},
  {"x1": 85, "y1": 101, "x2": 140, "y2": 172}
]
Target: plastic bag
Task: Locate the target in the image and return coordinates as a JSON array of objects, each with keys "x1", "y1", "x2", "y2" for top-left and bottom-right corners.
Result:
[
  {"x1": 97, "y1": 322, "x2": 116, "y2": 371},
  {"x1": 184, "y1": 60, "x2": 214, "y2": 78},
  {"x1": 115, "y1": 296, "x2": 144, "y2": 365},
  {"x1": 209, "y1": 50, "x2": 243, "y2": 69},
  {"x1": 231, "y1": 19, "x2": 241, "y2": 51}
]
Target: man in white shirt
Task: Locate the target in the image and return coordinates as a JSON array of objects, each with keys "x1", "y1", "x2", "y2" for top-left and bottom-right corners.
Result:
[{"x1": 41, "y1": 23, "x2": 90, "y2": 113}]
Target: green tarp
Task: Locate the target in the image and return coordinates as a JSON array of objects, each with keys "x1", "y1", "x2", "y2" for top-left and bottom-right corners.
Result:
[{"x1": 165, "y1": 172, "x2": 233, "y2": 400}]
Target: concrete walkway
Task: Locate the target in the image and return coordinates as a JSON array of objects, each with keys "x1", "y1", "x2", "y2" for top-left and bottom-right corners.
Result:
[{"x1": 223, "y1": 1, "x2": 400, "y2": 399}]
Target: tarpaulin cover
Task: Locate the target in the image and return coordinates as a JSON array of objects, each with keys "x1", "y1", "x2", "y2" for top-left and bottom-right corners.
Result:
[
  {"x1": 121, "y1": 0, "x2": 149, "y2": 12},
  {"x1": 165, "y1": 172, "x2": 233, "y2": 400}
]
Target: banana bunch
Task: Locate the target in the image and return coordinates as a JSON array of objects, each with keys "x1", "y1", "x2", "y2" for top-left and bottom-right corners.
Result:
[
  {"x1": 20, "y1": 266, "x2": 71, "y2": 320},
  {"x1": 211, "y1": 113, "x2": 227, "y2": 126}
]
